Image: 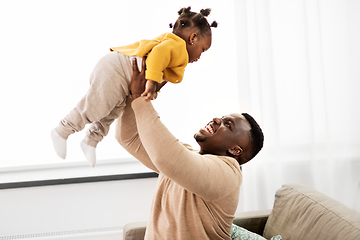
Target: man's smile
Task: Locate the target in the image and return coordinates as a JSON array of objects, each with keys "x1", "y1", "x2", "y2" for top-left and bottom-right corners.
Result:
[{"x1": 200, "y1": 122, "x2": 215, "y2": 135}]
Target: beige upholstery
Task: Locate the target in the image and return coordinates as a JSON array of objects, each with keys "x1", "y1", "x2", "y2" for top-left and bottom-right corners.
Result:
[
  {"x1": 123, "y1": 184, "x2": 360, "y2": 240},
  {"x1": 123, "y1": 212, "x2": 271, "y2": 240},
  {"x1": 233, "y1": 210, "x2": 271, "y2": 236},
  {"x1": 263, "y1": 184, "x2": 360, "y2": 240},
  {"x1": 123, "y1": 221, "x2": 147, "y2": 240}
]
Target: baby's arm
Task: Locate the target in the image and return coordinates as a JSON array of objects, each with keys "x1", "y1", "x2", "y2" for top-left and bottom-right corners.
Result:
[
  {"x1": 141, "y1": 79, "x2": 168, "y2": 101},
  {"x1": 141, "y1": 41, "x2": 174, "y2": 101},
  {"x1": 141, "y1": 80, "x2": 158, "y2": 101}
]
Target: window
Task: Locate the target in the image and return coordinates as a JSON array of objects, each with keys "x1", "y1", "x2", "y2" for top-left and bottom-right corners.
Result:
[{"x1": 0, "y1": 1, "x2": 239, "y2": 170}]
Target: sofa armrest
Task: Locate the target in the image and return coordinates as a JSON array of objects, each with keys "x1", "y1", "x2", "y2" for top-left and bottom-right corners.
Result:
[
  {"x1": 123, "y1": 221, "x2": 147, "y2": 240},
  {"x1": 123, "y1": 210, "x2": 271, "y2": 240},
  {"x1": 233, "y1": 209, "x2": 271, "y2": 236}
]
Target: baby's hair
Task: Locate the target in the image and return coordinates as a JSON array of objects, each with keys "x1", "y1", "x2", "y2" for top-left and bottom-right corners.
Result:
[{"x1": 170, "y1": 6, "x2": 218, "y2": 37}]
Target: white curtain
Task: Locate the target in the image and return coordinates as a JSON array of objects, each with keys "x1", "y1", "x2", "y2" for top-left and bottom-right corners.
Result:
[{"x1": 234, "y1": 0, "x2": 360, "y2": 213}]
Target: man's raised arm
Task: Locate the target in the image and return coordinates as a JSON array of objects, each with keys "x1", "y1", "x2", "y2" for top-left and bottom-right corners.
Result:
[{"x1": 114, "y1": 58, "x2": 158, "y2": 173}]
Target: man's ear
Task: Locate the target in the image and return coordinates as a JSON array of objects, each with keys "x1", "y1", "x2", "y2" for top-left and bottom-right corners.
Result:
[
  {"x1": 228, "y1": 146, "x2": 243, "y2": 157},
  {"x1": 189, "y1": 32, "x2": 197, "y2": 45}
]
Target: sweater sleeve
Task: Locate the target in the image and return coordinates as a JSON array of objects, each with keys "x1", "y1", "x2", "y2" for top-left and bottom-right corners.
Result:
[
  {"x1": 131, "y1": 97, "x2": 242, "y2": 201},
  {"x1": 115, "y1": 97, "x2": 159, "y2": 173},
  {"x1": 145, "y1": 42, "x2": 172, "y2": 83}
]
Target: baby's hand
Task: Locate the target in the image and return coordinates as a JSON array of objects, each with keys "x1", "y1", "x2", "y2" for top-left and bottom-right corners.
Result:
[{"x1": 141, "y1": 80, "x2": 158, "y2": 101}]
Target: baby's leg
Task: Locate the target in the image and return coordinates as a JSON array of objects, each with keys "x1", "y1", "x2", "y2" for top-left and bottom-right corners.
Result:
[
  {"x1": 51, "y1": 85, "x2": 96, "y2": 160},
  {"x1": 83, "y1": 100, "x2": 127, "y2": 147},
  {"x1": 81, "y1": 100, "x2": 126, "y2": 167},
  {"x1": 80, "y1": 52, "x2": 133, "y2": 166},
  {"x1": 52, "y1": 52, "x2": 132, "y2": 160}
]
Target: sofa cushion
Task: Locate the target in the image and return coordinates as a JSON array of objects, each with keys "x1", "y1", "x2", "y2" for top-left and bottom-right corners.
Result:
[{"x1": 263, "y1": 184, "x2": 360, "y2": 240}]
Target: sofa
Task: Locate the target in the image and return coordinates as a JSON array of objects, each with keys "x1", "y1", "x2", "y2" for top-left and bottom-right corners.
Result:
[{"x1": 123, "y1": 184, "x2": 360, "y2": 240}]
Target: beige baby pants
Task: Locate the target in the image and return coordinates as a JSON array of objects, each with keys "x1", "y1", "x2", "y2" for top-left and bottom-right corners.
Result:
[{"x1": 55, "y1": 52, "x2": 135, "y2": 147}]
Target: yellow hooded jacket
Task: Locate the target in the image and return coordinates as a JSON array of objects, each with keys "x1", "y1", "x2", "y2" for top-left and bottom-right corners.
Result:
[{"x1": 110, "y1": 33, "x2": 188, "y2": 84}]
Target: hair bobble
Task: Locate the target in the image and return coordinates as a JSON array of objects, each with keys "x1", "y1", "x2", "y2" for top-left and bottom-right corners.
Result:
[
  {"x1": 199, "y1": 8, "x2": 211, "y2": 17},
  {"x1": 173, "y1": 6, "x2": 217, "y2": 36},
  {"x1": 210, "y1": 21, "x2": 218, "y2": 28},
  {"x1": 178, "y1": 6, "x2": 191, "y2": 16}
]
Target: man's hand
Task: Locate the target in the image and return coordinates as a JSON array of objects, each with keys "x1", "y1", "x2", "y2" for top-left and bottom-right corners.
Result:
[
  {"x1": 130, "y1": 57, "x2": 147, "y2": 100},
  {"x1": 130, "y1": 57, "x2": 167, "y2": 101},
  {"x1": 157, "y1": 81, "x2": 167, "y2": 92}
]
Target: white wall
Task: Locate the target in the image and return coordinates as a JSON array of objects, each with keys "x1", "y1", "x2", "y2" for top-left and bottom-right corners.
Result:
[
  {"x1": 0, "y1": 177, "x2": 157, "y2": 239},
  {"x1": 0, "y1": 160, "x2": 253, "y2": 239}
]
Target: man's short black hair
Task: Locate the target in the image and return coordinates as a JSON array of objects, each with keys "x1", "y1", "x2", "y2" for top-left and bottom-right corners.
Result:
[{"x1": 241, "y1": 113, "x2": 264, "y2": 161}]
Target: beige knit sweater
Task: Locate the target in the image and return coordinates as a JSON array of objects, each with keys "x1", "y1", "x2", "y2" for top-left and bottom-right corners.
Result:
[{"x1": 115, "y1": 97, "x2": 242, "y2": 240}]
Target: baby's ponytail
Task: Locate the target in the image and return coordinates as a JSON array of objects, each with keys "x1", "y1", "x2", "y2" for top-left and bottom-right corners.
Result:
[{"x1": 171, "y1": 6, "x2": 217, "y2": 36}]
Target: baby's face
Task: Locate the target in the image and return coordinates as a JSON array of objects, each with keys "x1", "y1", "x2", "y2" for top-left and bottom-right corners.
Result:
[{"x1": 187, "y1": 34, "x2": 212, "y2": 63}]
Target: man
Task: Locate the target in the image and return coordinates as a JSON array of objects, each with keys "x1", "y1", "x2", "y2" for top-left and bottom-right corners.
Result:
[{"x1": 115, "y1": 58, "x2": 264, "y2": 239}]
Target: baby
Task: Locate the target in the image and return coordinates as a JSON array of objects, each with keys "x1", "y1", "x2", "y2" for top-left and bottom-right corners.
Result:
[{"x1": 51, "y1": 7, "x2": 217, "y2": 167}]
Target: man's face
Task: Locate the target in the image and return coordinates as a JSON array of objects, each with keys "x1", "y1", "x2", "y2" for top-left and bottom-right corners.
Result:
[{"x1": 194, "y1": 113, "x2": 252, "y2": 160}]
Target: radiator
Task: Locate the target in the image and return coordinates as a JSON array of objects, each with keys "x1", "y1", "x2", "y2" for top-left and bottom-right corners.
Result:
[{"x1": 0, "y1": 226, "x2": 123, "y2": 240}]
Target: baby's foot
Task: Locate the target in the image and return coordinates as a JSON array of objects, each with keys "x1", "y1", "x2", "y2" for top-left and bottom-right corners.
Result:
[
  {"x1": 51, "y1": 129, "x2": 67, "y2": 159},
  {"x1": 80, "y1": 141, "x2": 96, "y2": 167}
]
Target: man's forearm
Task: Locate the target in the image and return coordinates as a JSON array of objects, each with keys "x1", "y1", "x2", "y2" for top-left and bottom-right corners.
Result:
[{"x1": 115, "y1": 97, "x2": 158, "y2": 172}]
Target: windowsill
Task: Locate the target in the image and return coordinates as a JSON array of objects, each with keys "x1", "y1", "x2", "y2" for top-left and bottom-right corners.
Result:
[{"x1": 0, "y1": 158, "x2": 158, "y2": 189}]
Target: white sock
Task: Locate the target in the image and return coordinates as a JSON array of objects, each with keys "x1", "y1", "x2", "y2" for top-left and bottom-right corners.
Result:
[
  {"x1": 80, "y1": 141, "x2": 96, "y2": 167},
  {"x1": 51, "y1": 129, "x2": 67, "y2": 159}
]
